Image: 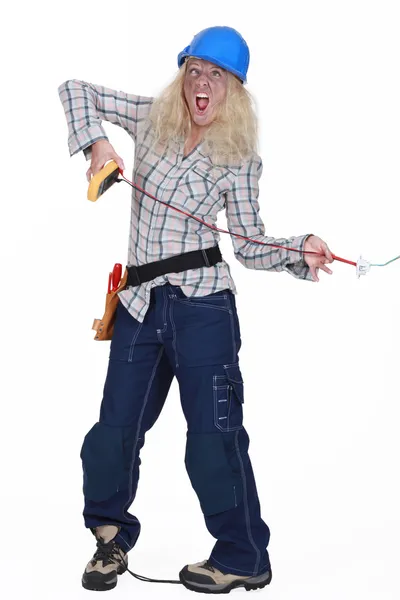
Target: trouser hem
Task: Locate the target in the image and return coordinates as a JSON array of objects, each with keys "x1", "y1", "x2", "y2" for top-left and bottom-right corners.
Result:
[
  {"x1": 208, "y1": 554, "x2": 271, "y2": 577},
  {"x1": 84, "y1": 520, "x2": 134, "y2": 552}
]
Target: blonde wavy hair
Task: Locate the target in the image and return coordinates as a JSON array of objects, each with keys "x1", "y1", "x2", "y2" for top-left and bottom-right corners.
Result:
[{"x1": 148, "y1": 61, "x2": 258, "y2": 166}]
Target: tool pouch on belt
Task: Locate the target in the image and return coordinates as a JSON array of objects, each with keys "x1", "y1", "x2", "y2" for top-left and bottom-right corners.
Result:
[{"x1": 92, "y1": 268, "x2": 128, "y2": 341}]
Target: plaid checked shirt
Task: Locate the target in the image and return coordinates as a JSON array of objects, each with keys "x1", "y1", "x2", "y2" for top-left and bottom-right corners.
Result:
[{"x1": 58, "y1": 79, "x2": 313, "y2": 322}]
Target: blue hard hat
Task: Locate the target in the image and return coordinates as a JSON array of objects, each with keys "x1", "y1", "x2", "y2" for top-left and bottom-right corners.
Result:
[{"x1": 177, "y1": 26, "x2": 250, "y2": 83}]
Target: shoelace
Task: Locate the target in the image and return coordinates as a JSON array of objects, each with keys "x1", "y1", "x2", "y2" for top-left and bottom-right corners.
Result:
[
  {"x1": 113, "y1": 543, "x2": 181, "y2": 585},
  {"x1": 94, "y1": 539, "x2": 219, "y2": 585},
  {"x1": 93, "y1": 539, "x2": 120, "y2": 566},
  {"x1": 201, "y1": 560, "x2": 216, "y2": 573}
]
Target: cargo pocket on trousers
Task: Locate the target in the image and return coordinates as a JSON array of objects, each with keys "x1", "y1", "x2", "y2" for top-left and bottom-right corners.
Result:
[
  {"x1": 80, "y1": 422, "x2": 135, "y2": 502},
  {"x1": 214, "y1": 363, "x2": 244, "y2": 432},
  {"x1": 185, "y1": 431, "x2": 243, "y2": 516}
]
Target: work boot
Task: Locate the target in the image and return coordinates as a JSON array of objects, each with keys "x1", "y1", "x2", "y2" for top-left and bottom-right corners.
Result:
[
  {"x1": 82, "y1": 525, "x2": 128, "y2": 591},
  {"x1": 179, "y1": 560, "x2": 272, "y2": 594}
]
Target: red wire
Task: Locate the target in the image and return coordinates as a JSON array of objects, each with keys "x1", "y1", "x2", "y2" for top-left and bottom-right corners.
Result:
[{"x1": 118, "y1": 170, "x2": 356, "y2": 267}]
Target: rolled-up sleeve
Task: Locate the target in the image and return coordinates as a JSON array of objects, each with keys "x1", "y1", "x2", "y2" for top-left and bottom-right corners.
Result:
[
  {"x1": 57, "y1": 79, "x2": 154, "y2": 158},
  {"x1": 225, "y1": 154, "x2": 314, "y2": 280}
]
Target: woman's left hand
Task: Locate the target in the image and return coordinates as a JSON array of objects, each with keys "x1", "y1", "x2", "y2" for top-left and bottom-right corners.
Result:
[{"x1": 303, "y1": 235, "x2": 334, "y2": 282}]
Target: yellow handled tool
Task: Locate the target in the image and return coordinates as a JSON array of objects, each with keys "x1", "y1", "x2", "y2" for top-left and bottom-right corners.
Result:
[{"x1": 87, "y1": 160, "x2": 120, "y2": 202}]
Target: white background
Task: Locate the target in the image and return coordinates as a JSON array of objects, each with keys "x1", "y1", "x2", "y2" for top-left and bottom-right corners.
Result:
[{"x1": 1, "y1": 1, "x2": 399, "y2": 599}]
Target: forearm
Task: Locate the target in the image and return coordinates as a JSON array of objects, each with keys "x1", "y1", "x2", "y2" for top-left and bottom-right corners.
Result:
[
  {"x1": 58, "y1": 79, "x2": 154, "y2": 158},
  {"x1": 233, "y1": 232, "x2": 313, "y2": 279},
  {"x1": 58, "y1": 80, "x2": 108, "y2": 157},
  {"x1": 226, "y1": 155, "x2": 314, "y2": 281}
]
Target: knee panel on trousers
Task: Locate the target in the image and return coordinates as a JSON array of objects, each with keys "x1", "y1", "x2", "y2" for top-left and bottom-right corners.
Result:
[
  {"x1": 80, "y1": 422, "x2": 136, "y2": 502},
  {"x1": 185, "y1": 431, "x2": 245, "y2": 516}
]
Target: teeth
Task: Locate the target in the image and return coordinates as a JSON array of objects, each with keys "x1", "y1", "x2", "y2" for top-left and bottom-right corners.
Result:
[{"x1": 196, "y1": 93, "x2": 209, "y2": 98}]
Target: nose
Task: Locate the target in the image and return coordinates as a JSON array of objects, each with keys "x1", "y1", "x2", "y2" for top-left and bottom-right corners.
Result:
[{"x1": 196, "y1": 73, "x2": 209, "y2": 88}]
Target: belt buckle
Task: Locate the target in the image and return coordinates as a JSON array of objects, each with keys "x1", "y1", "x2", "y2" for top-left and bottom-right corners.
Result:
[{"x1": 202, "y1": 249, "x2": 211, "y2": 267}]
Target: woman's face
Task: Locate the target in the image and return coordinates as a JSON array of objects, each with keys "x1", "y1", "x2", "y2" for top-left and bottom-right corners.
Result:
[{"x1": 183, "y1": 58, "x2": 228, "y2": 128}]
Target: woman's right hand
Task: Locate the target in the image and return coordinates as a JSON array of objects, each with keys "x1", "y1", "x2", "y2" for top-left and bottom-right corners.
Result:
[{"x1": 86, "y1": 139, "x2": 125, "y2": 182}]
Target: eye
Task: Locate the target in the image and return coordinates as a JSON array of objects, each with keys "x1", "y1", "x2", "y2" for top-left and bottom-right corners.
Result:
[
  {"x1": 212, "y1": 70, "x2": 221, "y2": 78},
  {"x1": 190, "y1": 68, "x2": 200, "y2": 75}
]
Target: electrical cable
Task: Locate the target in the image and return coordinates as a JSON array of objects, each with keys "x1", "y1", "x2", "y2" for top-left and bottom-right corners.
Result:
[
  {"x1": 371, "y1": 255, "x2": 400, "y2": 268},
  {"x1": 117, "y1": 170, "x2": 354, "y2": 266},
  {"x1": 117, "y1": 171, "x2": 400, "y2": 277},
  {"x1": 88, "y1": 160, "x2": 400, "y2": 279},
  {"x1": 84, "y1": 165, "x2": 399, "y2": 586}
]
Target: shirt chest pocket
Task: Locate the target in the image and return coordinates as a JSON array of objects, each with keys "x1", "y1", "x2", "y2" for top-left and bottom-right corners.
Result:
[
  {"x1": 182, "y1": 165, "x2": 228, "y2": 214},
  {"x1": 186, "y1": 165, "x2": 219, "y2": 199}
]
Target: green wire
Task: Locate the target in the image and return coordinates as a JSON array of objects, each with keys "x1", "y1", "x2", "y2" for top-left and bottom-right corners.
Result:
[{"x1": 371, "y1": 255, "x2": 400, "y2": 267}]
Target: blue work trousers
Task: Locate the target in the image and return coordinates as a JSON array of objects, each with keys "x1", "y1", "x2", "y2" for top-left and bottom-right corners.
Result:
[{"x1": 81, "y1": 283, "x2": 271, "y2": 576}]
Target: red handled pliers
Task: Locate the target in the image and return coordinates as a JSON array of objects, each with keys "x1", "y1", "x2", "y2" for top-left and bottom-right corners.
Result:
[{"x1": 107, "y1": 263, "x2": 122, "y2": 293}]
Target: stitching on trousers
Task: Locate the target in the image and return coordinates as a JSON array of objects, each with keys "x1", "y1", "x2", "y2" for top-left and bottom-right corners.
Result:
[
  {"x1": 117, "y1": 531, "x2": 131, "y2": 551},
  {"x1": 226, "y1": 292, "x2": 238, "y2": 365},
  {"x1": 213, "y1": 374, "x2": 242, "y2": 432},
  {"x1": 169, "y1": 300, "x2": 179, "y2": 368},
  {"x1": 128, "y1": 321, "x2": 144, "y2": 363},
  {"x1": 173, "y1": 297, "x2": 230, "y2": 312},
  {"x1": 121, "y1": 347, "x2": 165, "y2": 532},
  {"x1": 234, "y1": 430, "x2": 261, "y2": 576},
  {"x1": 228, "y1": 302, "x2": 236, "y2": 364},
  {"x1": 158, "y1": 285, "x2": 168, "y2": 334},
  {"x1": 227, "y1": 384, "x2": 232, "y2": 429}
]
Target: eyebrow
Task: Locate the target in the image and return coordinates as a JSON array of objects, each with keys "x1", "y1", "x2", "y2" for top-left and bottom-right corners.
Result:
[{"x1": 188, "y1": 61, "x2": 223, "y2": 72}]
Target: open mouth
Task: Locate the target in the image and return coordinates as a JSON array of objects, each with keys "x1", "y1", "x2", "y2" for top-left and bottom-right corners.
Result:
[{"x1": 195, "y1": 93, "x2": 210, "y2": 114}]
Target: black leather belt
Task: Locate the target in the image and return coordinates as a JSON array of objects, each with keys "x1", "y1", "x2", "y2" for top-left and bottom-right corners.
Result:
[{"x1": 126, "y1": 245, "x2": 222, "y2": 287}]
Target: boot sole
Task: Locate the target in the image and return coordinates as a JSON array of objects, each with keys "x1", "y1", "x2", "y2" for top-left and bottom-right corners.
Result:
[
  {"x1": 179, "y1": 567, "x2": 272, "y2": 594},
  {"x1": 82, "y1": 564, "x2": 126, "y2": 591}
]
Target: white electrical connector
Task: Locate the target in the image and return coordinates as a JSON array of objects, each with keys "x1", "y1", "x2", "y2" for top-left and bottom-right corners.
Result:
[{"x1": 356, "y1": 256, "x2": 371, "y2": 278}]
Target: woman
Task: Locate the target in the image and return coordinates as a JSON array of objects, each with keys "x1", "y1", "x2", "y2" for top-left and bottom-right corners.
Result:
[{"x1": 58, "y1": 25, "x2": 333, "y2": 595}]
